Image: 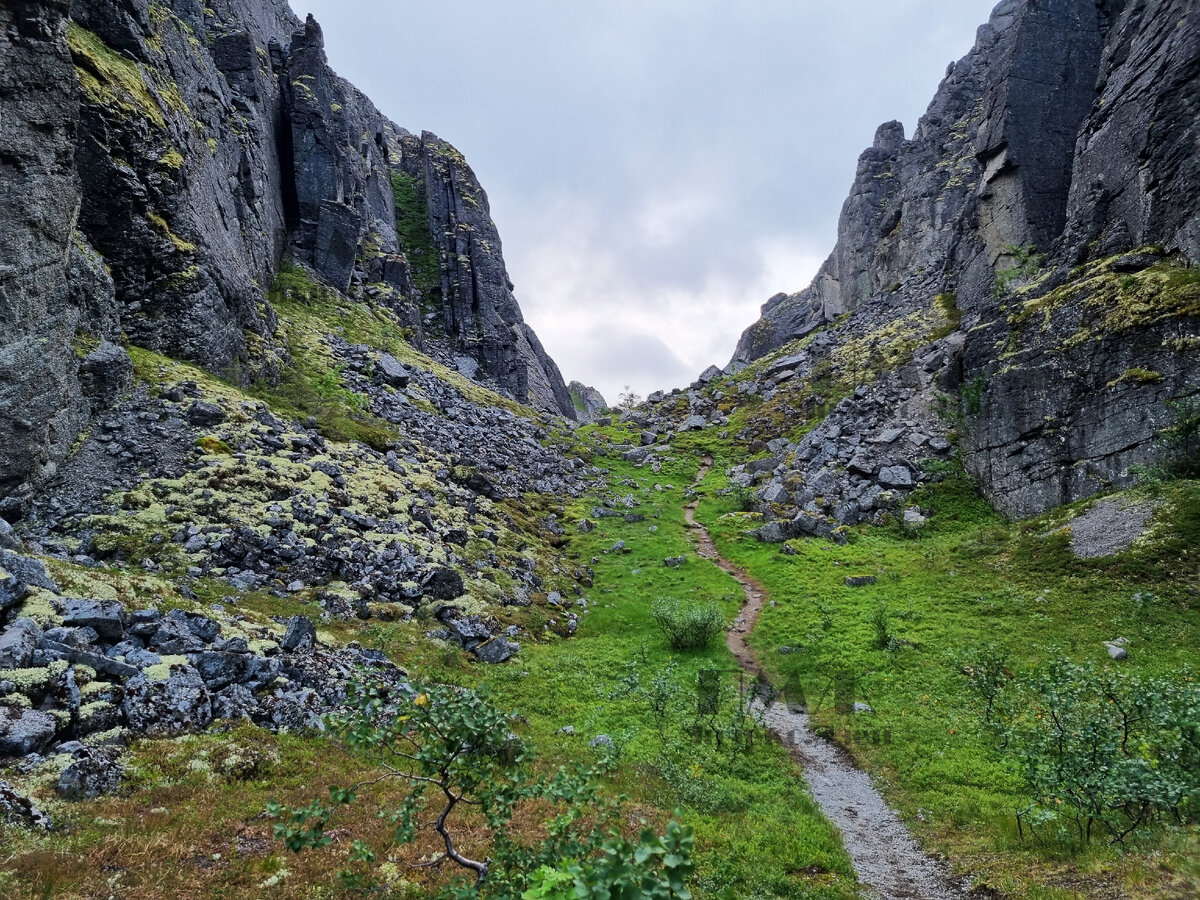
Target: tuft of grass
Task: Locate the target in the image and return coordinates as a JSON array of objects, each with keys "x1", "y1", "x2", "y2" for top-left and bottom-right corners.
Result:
[{"x1": 651, "y1": 597, "x2": 726, "y2": 650}]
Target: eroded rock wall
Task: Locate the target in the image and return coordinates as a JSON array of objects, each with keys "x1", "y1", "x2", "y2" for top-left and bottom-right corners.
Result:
[
  {"x1": 730, "y1": 0, "x2": 1199, "y2": 516},
  {"x1": 0, "y1": 0, "x2": 576, "y2": 515}
]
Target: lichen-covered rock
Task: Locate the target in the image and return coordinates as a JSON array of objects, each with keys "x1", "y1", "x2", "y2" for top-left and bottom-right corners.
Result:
[
  {"x1": 0, "y1": 707, "x2": 57, "y2": 756},
  {"x1": 56, "y1": 746, "x2": 123, "y2": 799},
  {"x1": 279, "y1": 615, "x2": 317, "y2": 653},
  {"x1": 0, "y1": 619, "x2": 41, "y2": 670},
  {"x1": 0, "y1": 779, "x2": 51, "y2": 829},
  {"x1": 122, "y1": 666, "x2": 212, "y2": 736}
]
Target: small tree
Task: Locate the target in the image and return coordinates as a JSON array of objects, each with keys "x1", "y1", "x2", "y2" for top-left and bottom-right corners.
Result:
[
  {"x1": 616, "y1": 385, "x2": 642, "y2": 411},
  {"x1": 269, "y1": 679, "x2": 694, "y2": 897},
  {"x1": 1160, "y1": 396, "x2": 1200, "y2": 478}
]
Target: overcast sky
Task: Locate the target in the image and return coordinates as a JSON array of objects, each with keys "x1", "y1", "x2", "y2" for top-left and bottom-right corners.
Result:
[{"x1": 301, "y1": 0, "x2": 999, "y2": 403}]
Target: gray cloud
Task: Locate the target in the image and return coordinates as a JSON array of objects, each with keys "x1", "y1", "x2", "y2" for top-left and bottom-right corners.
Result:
[{"x1": 302, "y1": 0, "x2": 998, "y2": 401}]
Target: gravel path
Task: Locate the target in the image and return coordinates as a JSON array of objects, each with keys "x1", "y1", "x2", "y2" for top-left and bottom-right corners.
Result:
[{"x1": 686, "y1": 459, "x2": 969, "y2": 900}]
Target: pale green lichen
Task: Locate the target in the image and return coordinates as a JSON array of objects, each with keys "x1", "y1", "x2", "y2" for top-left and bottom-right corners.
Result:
[
  {"x1": 143, "y1": 655, "x2": 189, "y2": 681},
  {"x1": 4, "y1": 660, "x2": 68, "y2": 694}
]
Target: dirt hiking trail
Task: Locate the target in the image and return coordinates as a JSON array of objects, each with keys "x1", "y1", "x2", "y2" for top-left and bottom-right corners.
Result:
[{"x1": 685, "y1": 458, "x2": 969, "y2": 900}]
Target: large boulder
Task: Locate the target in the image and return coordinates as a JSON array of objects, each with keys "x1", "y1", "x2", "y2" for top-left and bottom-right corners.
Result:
[
  {"x1": 122, "y1": 666, "x2": 212, "y2": 737},
  {"x1": 0, "y1": 618, "x2": 40, "y2": 669},
  {"x1": 60, "y1": 598, "x2": 124, "y2": 643}
]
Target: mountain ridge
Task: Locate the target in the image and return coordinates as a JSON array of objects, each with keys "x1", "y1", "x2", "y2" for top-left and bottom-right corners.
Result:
[
  {"x1": 726, "y1": 0, "x2": 1199, "y2": 516},
  {"x1": 0, "y1": 0, "x2": 578, "y2": 519}
]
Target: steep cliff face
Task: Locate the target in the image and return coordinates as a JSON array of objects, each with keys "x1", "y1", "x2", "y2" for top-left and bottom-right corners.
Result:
[
  {"x1": 731, "y1": 0, "x2": 1199, "y2": 516},
  {"x1": 0, "y1": 0, "x2": 575, "y2": 515}
]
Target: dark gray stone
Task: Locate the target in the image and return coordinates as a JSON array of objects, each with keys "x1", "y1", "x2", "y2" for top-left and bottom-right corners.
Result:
[
  {"x1": 280, "y1": 616, "x2": 317, "y2": 653},
  {"x1": 377, "y1": 353, "x2": 410, "y2": 387},
  {"x1": 60, "y1": 598, "x2": 124, "y2": 642},
  {"x1": 56, "y1": 747, "x2": 123, "y2": 799},
  {"x1": 0, "y1": 707, "x2": 56, "y2": 756},
  {"x1": 122, "y1": 666, "x2": 212, "y2": 737},
  {"x1": 471, "y1": 637, "x2": 517, "y2": 664},
  {"x1": 0, "y1": 619, "x2": 40, "y2": 669}
]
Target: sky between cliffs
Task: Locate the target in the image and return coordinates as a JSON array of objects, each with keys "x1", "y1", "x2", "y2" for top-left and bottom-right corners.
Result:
[{"x1": 302, "y1": 0, "x2": 999, "y2": 404}]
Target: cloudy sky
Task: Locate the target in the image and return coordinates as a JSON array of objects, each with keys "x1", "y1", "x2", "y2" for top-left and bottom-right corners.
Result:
[{"x1": 302, "y1": 0, "x2": 999, "y2": 403}]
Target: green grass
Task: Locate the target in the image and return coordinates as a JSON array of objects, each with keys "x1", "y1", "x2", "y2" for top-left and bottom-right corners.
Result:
[
  {"x1": 390, "y1": 172, "x2": 441, "y2": 303},
  {"x1": 476, "y1": 450, "x2": 858, "y2": 899},
  {"x1": 689, "y1": 455, "x2": 1200, "y2": 899}
]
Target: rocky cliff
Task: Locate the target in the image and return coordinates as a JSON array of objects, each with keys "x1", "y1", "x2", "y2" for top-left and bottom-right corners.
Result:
[
  {"x1": 730, "y1": 0, "x2": 1199, "y2": 516},
  {"x1": 0, "y1": 0, "x2": 576, "y2": 516}
]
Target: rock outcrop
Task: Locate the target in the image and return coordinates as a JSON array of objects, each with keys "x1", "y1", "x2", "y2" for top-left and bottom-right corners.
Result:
[
  {"x1": 568, "y1": 382, "x2": 609, "y2": 424},
  {"x1": 0, "y1": 0, "x2": 576, "y2": 517},
  {"x1": 730, "y1": 0, "x2": 1200, "y2": 516}
]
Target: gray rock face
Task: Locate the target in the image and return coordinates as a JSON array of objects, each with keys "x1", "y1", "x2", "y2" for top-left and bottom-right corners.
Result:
[
  {"x1": 0, "y1": 0, "x2": 96, "y2": 513},
  {"x1": 728, "y1": 0, "x2": 1200, "y2": 517},
  {"x1": 414, "y1": 131, "x2": 577, "y2": 418},
  {"x1": 0, "y1": 0, "x2": 579, "y2": 514}
]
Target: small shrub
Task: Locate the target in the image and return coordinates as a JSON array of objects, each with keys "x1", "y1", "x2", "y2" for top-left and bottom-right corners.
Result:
[
  {"x1": 1160, "y1": 396, "x2": 1200, "y2": 478},
  {"x1": 651, "y1": 598, "x2": 725, "y2": 650},
  {"x1": 871, "y1": 604, "x2": 897, "y2": 651},
  {"x1": 973, "y1": 659, "x2": 1200, "y2": 844}
]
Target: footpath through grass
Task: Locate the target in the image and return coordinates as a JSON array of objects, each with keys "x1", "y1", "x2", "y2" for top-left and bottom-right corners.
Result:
[
  {"x1": 691, "y1": 454, "x2": 1200, "y2": 900},
  {"x1": 480, "y1": 448, "x2": 858, "y2": 899}
]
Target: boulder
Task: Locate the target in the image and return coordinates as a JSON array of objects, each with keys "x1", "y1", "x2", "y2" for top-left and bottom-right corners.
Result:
[
  {"x1": 471, "y1": 637, "x2": 518, "y2": 664},
  {"x1": 122, "y1": 666, "x2": 213, "y2": 736},
  {"x1": 60, "y1": 598, "x2": 124, "y2": 642},
  {"x1": 0, "y1": 780, "x2": 51, "y2": 829},
  {"x1": 877, "y1": 466, "x2": 913, "y2": 488},
  {"x1": 186, "y1": 401, "x2": 226, "y2": 426},
  {"x1": 422, "y1": 567, "x2": 465, "y2": 601},
  {"x1": 0, "y1": 551, "x2": 58, "y2": 593},
  {"x1": 0, "y1": 708, "x2": 57, "y2": 756},
  {"x1": 0, "y1": 618, "x2": 41, "y2": 669},
  {"x1": 377, "y1": 353, "x2": 410, "y2": 387},
  {"x1": 77, "y1": 341, "x2": 132, "y2": 410},
  {"x1": 56, "y1": 747, "x2": 124, "y2": 799},
  {"x1": 680, "y1": 415, "x2": 707, "y2": 431},
  {"x1": 280, "y1": 615, "x2": 317, "y2": 653}
]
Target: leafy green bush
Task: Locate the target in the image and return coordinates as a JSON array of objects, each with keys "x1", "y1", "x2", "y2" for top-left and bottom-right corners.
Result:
[
  {"x1": 269, "y1": 679, "x2": 694, "y2": 898},
  {"x1": 964, "y1": 656, "x2": 1200, "y2": 844},
  {"x1": 651, "y1": 598, "x2": 725, "y2": 650},
  {"x1": 1160, "y1": 396, "x2": 1200, "y2": 478}
]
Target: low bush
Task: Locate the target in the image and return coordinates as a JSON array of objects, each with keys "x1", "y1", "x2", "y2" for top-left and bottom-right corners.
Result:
[
  {"x1": 651, "y1": 598, "x2": 725, "y2": 650},
  {"x1": 963, "y1": 655, "x2": 1200, "y2": 844}
]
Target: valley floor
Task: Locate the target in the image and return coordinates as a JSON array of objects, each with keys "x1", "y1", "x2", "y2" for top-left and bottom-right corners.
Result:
[{"x1": 3, "y1": 415, "x2": 1198, "y2": 900}]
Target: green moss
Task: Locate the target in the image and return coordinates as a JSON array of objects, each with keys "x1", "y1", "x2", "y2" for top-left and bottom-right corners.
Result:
[
  {"x1": 1009, "y1": 253, "x2": 1198, "y2": 349},
  {"x1": 390, "y1": 172, "x2": 441, "y2": 302},
  {"x1": 195, "y1": 435, "x2": 233, "y2": 455},
  {"x1": 147, "y1": 212, "x2": 196, "y2": 253},
  {"x1": 992, "y1": 244, "x2": 1047, "y2": 298},
  {"x1": 158, "y1": 148, "x2": 184, "y2": 170},
  {"x1": 1107, "y1": 368, "x2": 1165, "y2": 388},
  {"x1": 68, "y1": 22, "x2": 188, "y2": 127}
]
